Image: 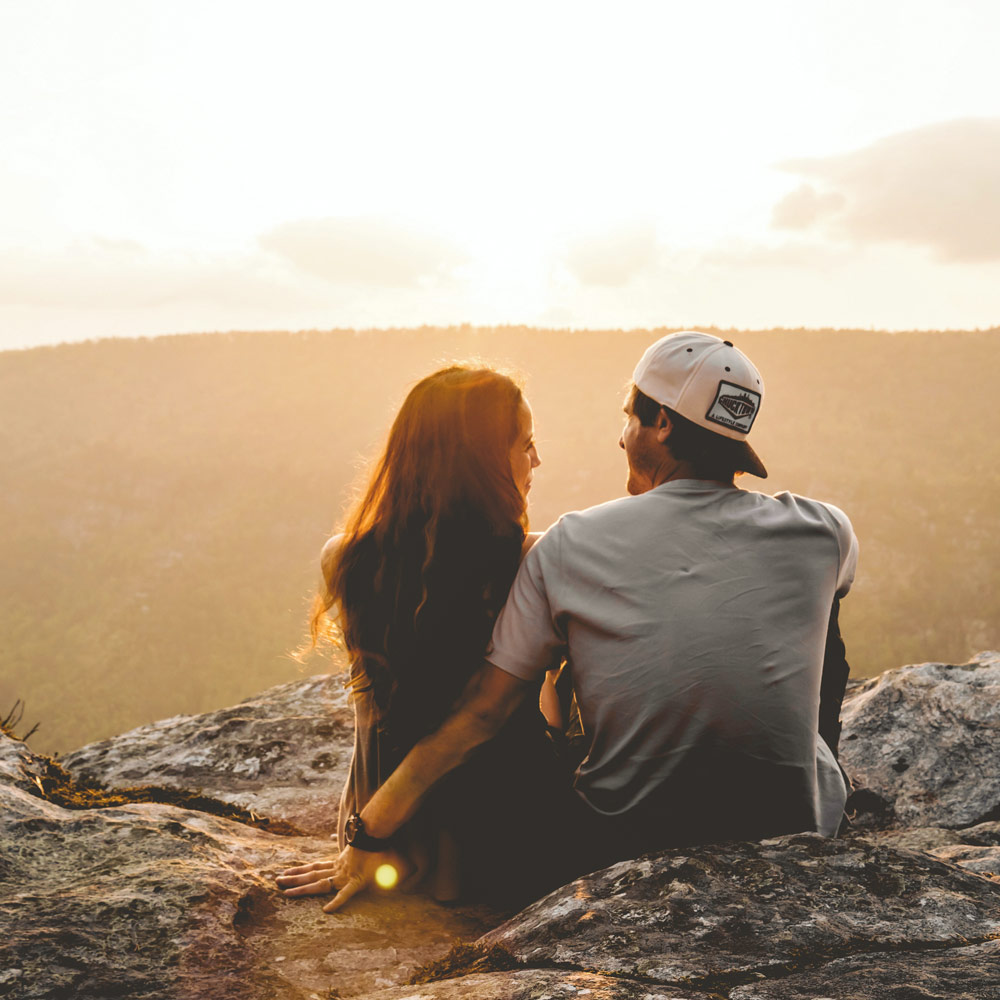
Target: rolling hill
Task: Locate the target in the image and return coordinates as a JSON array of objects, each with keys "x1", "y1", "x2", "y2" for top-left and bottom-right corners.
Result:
[{"x1": 2, "y1": 326, "x2": 997, "y2": 755}]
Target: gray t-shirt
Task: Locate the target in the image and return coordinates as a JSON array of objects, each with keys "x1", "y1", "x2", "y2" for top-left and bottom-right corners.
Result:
[{"x1": 487, "y1": 480, "x2": 858, "y2": 835}]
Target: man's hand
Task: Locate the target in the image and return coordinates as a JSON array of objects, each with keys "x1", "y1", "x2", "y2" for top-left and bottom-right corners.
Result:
[
  {"x1": 276, "y1": 847, "x2": 411, "y2": 913},
  {"x1": 359, "y1": 663, "x2": 530, "y2": 837},
  {"x1": 275, "y1": 664, "x2": 529, "y2": 913}
]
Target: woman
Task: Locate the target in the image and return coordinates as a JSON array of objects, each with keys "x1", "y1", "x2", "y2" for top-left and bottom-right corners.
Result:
[{"x1": 281, "y1": 364, "x2": 565, "y2": 906}]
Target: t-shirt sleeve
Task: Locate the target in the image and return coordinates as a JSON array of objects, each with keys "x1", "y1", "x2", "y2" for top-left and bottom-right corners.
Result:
[
  {"x1": 825, "y1": 503, "x2": 859, "y2": 598},
  {"x1": 486, "y1": 528, "x2": 567, "y2": 683}
]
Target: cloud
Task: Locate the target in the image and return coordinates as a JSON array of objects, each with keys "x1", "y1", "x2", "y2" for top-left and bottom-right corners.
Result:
[
  {"x1": 258, "y1": 217, "x2": 468, "y2": 286},
  {"x1": 0, "y1": 217, "x2": 471, "y2": 312},
  {"x1": 0, "y1": 240, "x2": 305, "y2": 309},
  {"x1": 561, "y1": 221, "x2": 658, "y2": 286},
  {"x1": 770, "y1": 187, "x2": 847, "y2": 230},
  {"x1": 771, "y1": 118, "x2": 1000, "y2": 262},
  {"x1": 703, "y1": 240, "x2": 849, "y2": 270}
]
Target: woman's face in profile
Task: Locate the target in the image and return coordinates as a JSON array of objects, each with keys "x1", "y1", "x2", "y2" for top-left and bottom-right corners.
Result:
[{"x1": 508, "y1": 398, "x2": 541, "y2": 498}]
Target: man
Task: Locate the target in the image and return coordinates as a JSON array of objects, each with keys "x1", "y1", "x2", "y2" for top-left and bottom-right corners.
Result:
[{"x1": 280, "y1": 331, "x2": 858, "y2": 911}]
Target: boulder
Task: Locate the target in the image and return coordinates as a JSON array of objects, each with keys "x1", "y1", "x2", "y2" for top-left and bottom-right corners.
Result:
[
  {"x1": 726, "y1": 938, "x2": 1000, "y2": 999},
  {"x1": 840, "y1": 651, "x2": 1000, "y2": 830},
  {"x1": 10, "y1": 650, "x2": 1000, "y2": 999},
  {"x1": 929, "y1": 844, "x2": 1000, "y2": 880},
  {"x1": 385, "y1": 942, "x2": 1000, "y2": 1000},
  {"x1": 861, "y1": 825, "x2": 968, "y2": 853},
  {"x1": 960, "y1": 820, "x2": 1000, "y2": 846},
  {"x1": 63, "y1": 651, "x2": 1000, "y2": 843},
  {"x1": 364, "y1": 969, "x2": 702, "y2": 998},
  {"x1": 0, "y1": 732, "x2": 496, "y2": 1000},
  {"x1": 61, "y1": 674, "x2": 353, "y2": 835},
  {"x1": 476, "y1": 833, "x2": 1000, "y2": 989},
  {"x1": 869, "y1": 822, "x2": 1000, "y2": 881}
]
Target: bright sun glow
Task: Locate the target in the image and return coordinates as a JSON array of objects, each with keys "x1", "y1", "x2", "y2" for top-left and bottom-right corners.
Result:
[{"x1": 374, "y1": 864, "x2": 399, "y2": 890}]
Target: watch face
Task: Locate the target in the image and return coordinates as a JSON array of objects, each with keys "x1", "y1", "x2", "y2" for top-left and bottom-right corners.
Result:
[{"x1": 345, "y1": 812, "x2": 362, "y2": 844}]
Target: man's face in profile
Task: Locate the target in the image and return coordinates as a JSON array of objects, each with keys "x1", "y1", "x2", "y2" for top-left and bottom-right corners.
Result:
[{"x1": 619, "y1": 397, "x2": 661, "y2": 496}]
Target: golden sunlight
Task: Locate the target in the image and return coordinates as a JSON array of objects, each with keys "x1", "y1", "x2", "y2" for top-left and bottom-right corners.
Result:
[{"x1": 375, "y1": 864, "x2": 399, "y2": 890}]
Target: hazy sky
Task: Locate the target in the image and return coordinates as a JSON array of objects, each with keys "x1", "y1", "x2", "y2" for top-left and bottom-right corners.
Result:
[{"x1": 2, "y1": 0, "x2": 999, "y2": 349}]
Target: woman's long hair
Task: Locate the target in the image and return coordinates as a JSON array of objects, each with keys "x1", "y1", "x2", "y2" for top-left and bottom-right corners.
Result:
[{"x1": 311, "y1": 365, "x2": 529, "y2": 744}]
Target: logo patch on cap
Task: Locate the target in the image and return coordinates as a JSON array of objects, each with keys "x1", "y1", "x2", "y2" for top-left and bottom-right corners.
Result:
[{"x1": 706, "y1": 381, "x2": 761, "y2": 434}]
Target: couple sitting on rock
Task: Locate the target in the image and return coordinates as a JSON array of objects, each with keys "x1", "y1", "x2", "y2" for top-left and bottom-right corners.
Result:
[{"x1": 277, "y1": 331, "x2": 858, "y2": 912}]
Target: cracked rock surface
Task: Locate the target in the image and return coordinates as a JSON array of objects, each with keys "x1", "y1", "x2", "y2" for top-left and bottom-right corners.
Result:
[
  {"x1": 61, "y1": 674, "x2": 353, "y2": 835},
  {"x1": 390, "y1": 944, "x2": 1000, "y2": 1000},
  {"x1": 364, "y1": 969, "x2": 703, "y2": 998},
  {"x1": 479, "y1": 833, "x2": 1000, "y2": 988},
  {"x1": 0, "y1": 733, "x2": 496, "y2": 1000},
  {"x1": 840, "y1": 650, "x2": 1000, "y2": 830},
  {"x1": 7, "y1": 650, "x2": 1000, "y2": 999},
  {"x1": 866, "y1": 822, "x2": 1000, "y2": 883},
  {"x1": 726, "y1": 938, "x2": 1000, "y2": 999}
]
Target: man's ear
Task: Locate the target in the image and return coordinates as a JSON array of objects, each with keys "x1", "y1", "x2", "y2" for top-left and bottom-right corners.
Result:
[{"x1": 654, "y1": 408, "x2": 674, "y2": 444}]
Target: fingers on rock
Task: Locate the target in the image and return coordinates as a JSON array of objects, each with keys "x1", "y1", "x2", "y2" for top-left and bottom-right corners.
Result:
[{"x1": 324, "y1": 876, "x2": 364, "y2": 913}]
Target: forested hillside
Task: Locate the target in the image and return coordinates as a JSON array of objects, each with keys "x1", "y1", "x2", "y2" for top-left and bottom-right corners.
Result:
[{"x1": 2, "y1": 326, "x2": 997, "y2": 755}]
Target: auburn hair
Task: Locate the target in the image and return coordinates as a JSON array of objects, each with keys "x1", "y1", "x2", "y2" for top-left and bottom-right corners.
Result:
[{"x1": 310, "y1": 365, "x2": 528, "y2": 740}]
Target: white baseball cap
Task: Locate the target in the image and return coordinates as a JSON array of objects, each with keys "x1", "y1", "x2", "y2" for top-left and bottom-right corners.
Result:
[{"x1": 632, "y1": 331, "x2": 768, "y2": 478}]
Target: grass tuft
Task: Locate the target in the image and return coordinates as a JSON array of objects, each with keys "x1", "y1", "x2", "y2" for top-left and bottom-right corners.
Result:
[
  {"x1": 3, "y1": 700, "x2": 304, "y2": 836},
  {"x1": 1, "y1": 700, "x2": 39, "y2": 742}
]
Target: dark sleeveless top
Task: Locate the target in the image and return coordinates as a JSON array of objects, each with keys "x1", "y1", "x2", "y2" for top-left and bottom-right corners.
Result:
[{"x1": 334, "y1": 518, "x2": 561, "y2": 879}]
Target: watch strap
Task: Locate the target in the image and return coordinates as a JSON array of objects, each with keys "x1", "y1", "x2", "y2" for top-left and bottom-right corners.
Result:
[{"x1": 344, "y1": 811, "x2": 394, "y2": 853}]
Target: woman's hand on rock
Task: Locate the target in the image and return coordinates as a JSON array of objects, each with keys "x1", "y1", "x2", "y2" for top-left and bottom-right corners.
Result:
[
  {"x1": 276, "y1": 848, "x2": 411, "y2": 913},
  {"x1": 276, "y1": 860, "x2": 339, "y2": 897}
]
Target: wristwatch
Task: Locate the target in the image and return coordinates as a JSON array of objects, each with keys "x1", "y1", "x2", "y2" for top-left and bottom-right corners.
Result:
[{"x1": 344, "y1": 811, "x2": 394, "y2": 853}]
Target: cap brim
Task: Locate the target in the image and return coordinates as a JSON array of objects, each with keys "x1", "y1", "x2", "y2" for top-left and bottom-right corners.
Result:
[{"x1": 736, "y1": 439, "x2": 768, "y2": 479}]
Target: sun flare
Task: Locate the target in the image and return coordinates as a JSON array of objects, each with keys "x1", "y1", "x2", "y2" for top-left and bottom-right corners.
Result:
[{"x1": 375, "y1": 864, "x2": 399, "y2": 890}]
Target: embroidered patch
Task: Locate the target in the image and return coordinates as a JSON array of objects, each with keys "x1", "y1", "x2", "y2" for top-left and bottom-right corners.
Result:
[{"x1": 705, "y1": 380, "x2": 761, "y2": 433}]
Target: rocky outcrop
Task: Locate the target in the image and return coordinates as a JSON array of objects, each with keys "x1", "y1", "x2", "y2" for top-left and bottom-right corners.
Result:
[
  {"x1": 870, "y1": 821, "x2": 1000, "y2": 881},
  {"x1": 366, "y1": 970, "x2": 703, "y2": 998},
  {"x1": 0, "y1": 733, "x2": 496, "y2": 999},
  {"x1": 840, "y1": 650, "x2": 1000, "y2": 830},
  {"x1": 62, "y1": 651, "x2": 1000, "y2": 845},
  {"x1": 724, "y1": 939, "x2": 1000, "y2": 1000},
  {"x1": 478, "y1": 834, "x2": 1000, "y2": 987},
  {"x1": 61, "y1": 673, "x2": 353, "y2": 835},
  {"x1": 363, "y1": 947, "x2": 1000, "y2": 1000},
  {"x1": 6, "y1": 650, "x2": 1000, "y2": 999}
]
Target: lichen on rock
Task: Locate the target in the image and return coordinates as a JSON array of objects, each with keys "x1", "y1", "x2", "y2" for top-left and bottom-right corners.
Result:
[
  {"x1": 61, "y1": 674, "x2": 354, "y2": 835},
  {"x1": 840, "y1": 650, "x2": 1000, "y2": 830},
  {"x1": 476, "y1": 833, "x2": 1000, "y2": 988}
]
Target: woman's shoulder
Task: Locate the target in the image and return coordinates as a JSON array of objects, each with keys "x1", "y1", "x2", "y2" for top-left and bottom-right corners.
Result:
[
  {"x1": 320, "y1": 533, "x2": 347, "y2": 580},
  {"x1": 321, "y1": 532, "x2": 344, "y2": 562}
]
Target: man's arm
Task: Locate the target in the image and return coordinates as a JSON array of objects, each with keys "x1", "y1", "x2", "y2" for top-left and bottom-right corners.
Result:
[
  {"x1": 362, "y1": 662, "x2": 530, "y2": 836},
  {"x1": 281, "y1": 534, "x2": 563, "y2": 912},
  {"x1": 305, "y1": 663, "x2": 530, "y2": 912},
  {"x1": 818, "y1": 598, "x2": 850, "y2": 759}
]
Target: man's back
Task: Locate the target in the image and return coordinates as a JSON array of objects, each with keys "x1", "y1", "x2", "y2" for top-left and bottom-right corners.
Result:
[{"x1": 489, "y1": 480, "x2": 858, "y2": 841}]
